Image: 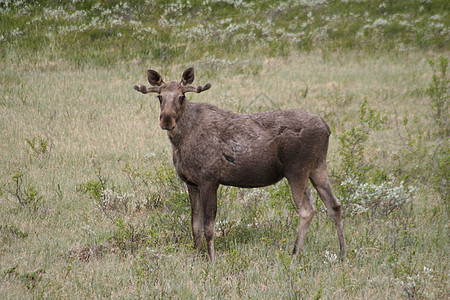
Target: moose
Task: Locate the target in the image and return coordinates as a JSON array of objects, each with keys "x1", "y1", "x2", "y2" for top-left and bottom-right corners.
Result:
[{"x1": 134, "y1": 68, "x2": 346, "y2": 260}]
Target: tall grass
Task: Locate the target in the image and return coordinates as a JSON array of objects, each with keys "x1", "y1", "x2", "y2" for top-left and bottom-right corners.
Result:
[
  {"x1": 1, "y1": 0, "x2": 449, "y2": 299},
  {"x1": 1, "y1": 50, "x2": 448, "y2": 299}
]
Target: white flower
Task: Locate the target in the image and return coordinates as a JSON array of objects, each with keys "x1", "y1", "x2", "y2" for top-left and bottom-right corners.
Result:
[{"x1": 373, "y1": 18, "x2": 389, "y2": 27}]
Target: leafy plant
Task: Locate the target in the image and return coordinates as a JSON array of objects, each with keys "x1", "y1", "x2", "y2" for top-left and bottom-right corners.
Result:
[
  {"x1": 9, "y1": 173, "x2": 43, "y2": 211},
  {"x1": 391, "y1": 253, "x2": 434, "y2": 300},
  {"x1": 78, "y1": 168, "x2": 149, "y2": 256},
  {"x1": 0, "y1": 224, "x2": 28, "y2": 245},
  {"x1": 25, "y1": 135, "x2": 52, "y2": 160},
  {"x1": 426, "y1": 56, "x2": 449, "y2": 202},
  {"x1": 77, "y1": 167, "x2": 108, "y2": 203},
  {"x1": 3, "y1": 266, "x2": 46, "y2": 290},
  {"x1": 276, "y1": 250, "x2": 303, "y2": 299},
  {"x1": 111, "y1": 217, "x2": 157, "y2": 256},
  {"x1": 334, "y1": 99, "x2": 387, "y2": 184},
  {"x1": 225, "y1": 248, "x2": 249, "y2": 275}
]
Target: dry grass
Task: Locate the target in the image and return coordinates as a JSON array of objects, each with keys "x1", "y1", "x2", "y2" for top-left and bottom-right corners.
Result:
[{"x1": 0, "y1": 50, "x2": 448, "y2": 299}]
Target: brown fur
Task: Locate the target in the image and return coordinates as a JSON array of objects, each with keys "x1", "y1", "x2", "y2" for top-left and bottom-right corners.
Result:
[{"x1": 134, "y1": 68, "x2": 346, "y2": 260}]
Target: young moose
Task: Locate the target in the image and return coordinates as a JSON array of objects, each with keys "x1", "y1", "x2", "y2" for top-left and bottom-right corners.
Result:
[{"x1": 134, "y1": 68, "x2": 346, "y2": 260}]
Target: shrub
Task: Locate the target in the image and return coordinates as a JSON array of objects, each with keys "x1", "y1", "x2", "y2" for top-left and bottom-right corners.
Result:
[
  {"x1": 3, "y1": 266, "x2": 46, "y2": 290},
  {"x1": 334, "y1": 99, "x2": 387, "y2": 184},
  {"x1": 394, "y1": 56, "x2": 449, "y2": 203},
  {"x1": 339, "y1": 175, "x2": 416, "y2": 218},
  {"x1": 111, "y1": 217, "x2": 158, "y2": 256},
  {"x1": 77, "y1": 167, "x2": 108, "y2": 203},
  {"x1": 8, "y1": 173, "x2": 43, "y2": 211}
]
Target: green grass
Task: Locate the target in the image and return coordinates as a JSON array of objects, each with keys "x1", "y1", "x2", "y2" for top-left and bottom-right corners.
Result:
[{"x1": 1, "y1": 1, "x2": 449, "y2": 299}]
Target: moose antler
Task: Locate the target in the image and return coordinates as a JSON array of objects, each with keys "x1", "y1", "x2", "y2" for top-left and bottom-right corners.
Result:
[
  {"x1": 133, "y1": 85, "x2": 161, "y2": 94},
  {"x1": 181, "y1": 83, "x2": 211, "y2": 94}
]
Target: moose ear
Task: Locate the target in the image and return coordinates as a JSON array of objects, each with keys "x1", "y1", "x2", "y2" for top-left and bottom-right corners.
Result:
[
  {"x1": 147, "y1": 70, "x2": 164, "y2": 86},
  {"x1": 181, "y1": 67, "x2": 195, "y2": 86}
]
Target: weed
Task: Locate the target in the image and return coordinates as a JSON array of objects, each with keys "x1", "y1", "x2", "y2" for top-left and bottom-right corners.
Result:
[
  {"x1": 427, "y1": 55, "x2": 449, "y2": 136},
  {"x1": 77, "y1": 167, "x2": 108, "y2": 203},
  {"x1": 0, "y1": 224, "x2": 28, "y2": 245},
  {"x1": 391, "y1": 259, "x2": 433, "y2": 300},
  {"x1": 122, "y1": 162, "x2": 156, "y2": 210},
  {"x1": 25, "y1": 135, "x2": 52, "y2": 160},
  {"x1": 132, "y1": 249, "x2": 168, "y2": 296},
  {"x1": 111, "y1": 217, "x2": 157, "y2": 256},
  {"x1": 225, "y1": 248, "x2": 249, "y2": 275},
  {"x1": 393, "y1": 58, "x2": 449, "y2": 203},
  {"x1": 3, "y1": 266, "x2": 46, "y2": 290},
  {"x1": 78, "y1": 158, "x2": 191, "y2": 256},
  {"x1": 426, "y1": 56, "x2": 449, "y2": 201},
  {"x1": 78, "y1": 168, "x2": 148, "y2": 256},
  {"x1": 8, "y1": 173, "x2": 43, "y2": 211}
]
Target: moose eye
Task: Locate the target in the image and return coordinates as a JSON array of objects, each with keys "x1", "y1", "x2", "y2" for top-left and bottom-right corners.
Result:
[{"x1": 179, "y1": 95, "x2": 186, "y2": 103}]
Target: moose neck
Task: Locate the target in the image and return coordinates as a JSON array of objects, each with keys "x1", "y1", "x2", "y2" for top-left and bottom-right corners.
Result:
[{"x1": 167, "y1": 100, "x2": 194, "y2": 147}]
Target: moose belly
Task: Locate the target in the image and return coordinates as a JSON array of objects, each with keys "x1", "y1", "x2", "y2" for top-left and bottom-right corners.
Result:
[{"x1": 219, "y1": 152, "x2": 284, "y2": 188}]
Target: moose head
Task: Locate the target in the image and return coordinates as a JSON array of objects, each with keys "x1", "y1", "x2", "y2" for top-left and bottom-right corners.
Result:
[{"x1": 133, "y1": 68, "x2": 211, "y2": 135}]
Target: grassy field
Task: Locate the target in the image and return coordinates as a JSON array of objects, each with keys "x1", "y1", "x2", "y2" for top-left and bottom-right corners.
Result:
[{"x1": 1, "y1": 1, "x2": 449, "y2": 299}]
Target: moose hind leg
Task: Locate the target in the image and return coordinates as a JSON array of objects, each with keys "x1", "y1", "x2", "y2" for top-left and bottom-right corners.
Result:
[
  {"x1": 310, "y1": 164, "x2": 347, "y2": 259},
  {"x1": 288, "y1": 176, "x2": 316, "y2": 258}
]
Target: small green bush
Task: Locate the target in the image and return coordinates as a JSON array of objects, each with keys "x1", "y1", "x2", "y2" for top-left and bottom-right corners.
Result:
[
  {"x1": 111, "y1": 217, "x2": 158, "y2": 256},
  {"x1": 3, "y1": 266, "x2": 46, "y2": 290},
  {"x1": 9, "y1": 173, "x2": 43, "y2": 211},
  {"x1": 334, "y1": 99, "x2": 387, "y2": 184}
]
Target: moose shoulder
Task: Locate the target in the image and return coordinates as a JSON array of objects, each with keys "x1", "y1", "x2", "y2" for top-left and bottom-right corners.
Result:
[{"x1": 134, "y1": 67, "x2": 346, "y2": 260}]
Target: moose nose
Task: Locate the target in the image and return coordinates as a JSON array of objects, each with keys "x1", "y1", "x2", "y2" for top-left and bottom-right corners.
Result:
[{"x1": 159, "y1": 113, "x2": 177, "y2": 131}]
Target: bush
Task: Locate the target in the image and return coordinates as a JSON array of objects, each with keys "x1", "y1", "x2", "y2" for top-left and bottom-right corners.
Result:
[
  {"x1": 334, "y1": 99, "x2": 387, "y2": 184},
  {"x1": 339, "y1": 175, "x2": 415, "y2": 218}
]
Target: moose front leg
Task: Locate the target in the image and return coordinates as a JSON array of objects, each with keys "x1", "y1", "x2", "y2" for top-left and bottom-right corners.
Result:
[
  {"x1": 187, "y1": 185, "x2": 203, "y2": 252},
  {"x1": 200, "y1": 183, "x2": 218, "y2": 260}
]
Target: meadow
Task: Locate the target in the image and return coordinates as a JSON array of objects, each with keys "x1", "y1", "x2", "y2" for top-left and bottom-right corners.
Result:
[{"x1": 0, "y1": 0, "x2": 448, "y2": 299}]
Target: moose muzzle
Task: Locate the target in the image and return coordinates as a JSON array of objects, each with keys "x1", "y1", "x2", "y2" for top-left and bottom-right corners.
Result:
[{"x1": 160, "y1": 112, "x2": 177, "y2": 131}]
